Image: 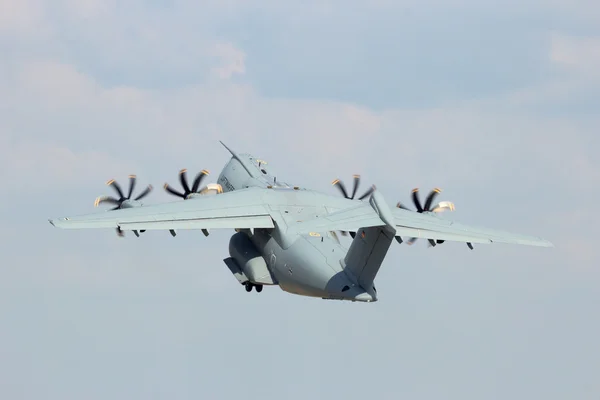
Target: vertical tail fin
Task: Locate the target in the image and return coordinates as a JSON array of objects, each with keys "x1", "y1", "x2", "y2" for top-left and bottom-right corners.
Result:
[
  {"x1": 342, "y1": 190, "x2": 397, "y2": 297},
  {"x1": 342, "y1": 225, "x2": 395, "y2": 296}
]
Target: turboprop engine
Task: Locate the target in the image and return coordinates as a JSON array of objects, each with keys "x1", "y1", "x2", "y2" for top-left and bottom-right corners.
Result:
[
  {"x1": 223, "y1": 232, "x2": 275, "y2": 291},
  {"x1": 163, "y1": 169, "x2": 223, "y2": 237},
  {"x1": 163, "y1": 169, "x2": 223, "y2": 200},
  {"x1": 94, "y1": 175, "x2": 153, "y2": 237}
]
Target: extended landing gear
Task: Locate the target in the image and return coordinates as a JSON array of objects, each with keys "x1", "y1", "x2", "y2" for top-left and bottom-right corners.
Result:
[{"x1": 244, "y1": 282, "x2": 263, "y2": 293}]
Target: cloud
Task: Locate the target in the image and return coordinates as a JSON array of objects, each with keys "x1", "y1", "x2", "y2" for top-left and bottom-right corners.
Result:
[
  {"x1": 0, "y1": 0, "x2": 45, "y2": 34},
  {"x1": 550, "y1": 33, "x2": 600, "y2": 76},
  {"x1": 210, "y1": 42, "x2": 246, "y2": 79},
  {"x1": 0, "y1": 138, "x2": 136, "y2": 193},
  {"x1": 1, "y1": 2, "x2": 599, "y2": 399}
]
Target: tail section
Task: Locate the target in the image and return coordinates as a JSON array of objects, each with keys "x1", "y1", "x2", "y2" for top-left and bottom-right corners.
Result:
[{"x1": 342, "y1": 190, "x2": 397, "y2": 298}]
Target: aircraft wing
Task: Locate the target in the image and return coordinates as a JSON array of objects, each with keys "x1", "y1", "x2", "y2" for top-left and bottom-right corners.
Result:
[
  {"x1": 48, "y1": 188, "x2": 274, "y2": 231},
  {"x1": 392, "y1": 208, "x2": 553, "y2": 247},
  {"x1": 291, "y1": 201, "x2": 552, "y2": 247}
]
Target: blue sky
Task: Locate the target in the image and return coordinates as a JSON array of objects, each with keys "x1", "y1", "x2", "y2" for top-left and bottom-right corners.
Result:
[{"x1": 1, "y1": 1, "x2": 599, "y2": 399}]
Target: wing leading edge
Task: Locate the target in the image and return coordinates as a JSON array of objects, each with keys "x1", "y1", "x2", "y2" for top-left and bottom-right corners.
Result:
[{"x1": 48, "y1": 188, "x2": 274, "y2": 231}]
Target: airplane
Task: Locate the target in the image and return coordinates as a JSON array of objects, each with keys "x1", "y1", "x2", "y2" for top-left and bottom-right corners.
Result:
[{"x1": 48, "y1": 141, "x2": 553, "y2": 303}]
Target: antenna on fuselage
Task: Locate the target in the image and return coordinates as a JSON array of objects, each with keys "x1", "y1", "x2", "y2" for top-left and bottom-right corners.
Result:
[{"x1": 218, "y1": 141, "x2": 256, "y2": 178}]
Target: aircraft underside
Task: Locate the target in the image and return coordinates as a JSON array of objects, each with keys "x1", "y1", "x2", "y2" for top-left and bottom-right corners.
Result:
[{"x1": 222, "y1": 220, "x2": 396, "y2": 303}]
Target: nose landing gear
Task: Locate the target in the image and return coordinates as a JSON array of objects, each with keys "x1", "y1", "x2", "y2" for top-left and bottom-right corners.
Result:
[{"x1": 244, "y1": 282, "x2": 263, "y2": 293}]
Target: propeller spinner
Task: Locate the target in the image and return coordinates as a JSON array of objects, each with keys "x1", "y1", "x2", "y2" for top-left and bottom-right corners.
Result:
[{"x1": 94, "y1": 175, "x2": 153, "y2": 237}]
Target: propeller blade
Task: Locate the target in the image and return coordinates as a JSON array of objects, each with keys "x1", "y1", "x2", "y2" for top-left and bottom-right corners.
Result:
[
  {"x1": 95, "y1": 196, "x2": 120, "y2": 207},
  {"x1": 164, "y1": 183, "x2": 186, "y2": 198},
  {"x1": 351, "y1": 175, "x2": 360, "y2": 199},
  {"x1": 191, "y1": 170, "x2": 210, "y2": 193},
  {"x1": 423, "y1": 188, "x2": 441, "y2": 211},
  {"x1": 358, "y1": 185, "x2": 375, "y2": 200},
  {"x1": 179, "y1": 169, "x2": 191, "y2": 194},
  {"x1": 134, "y1": 184, "x2": 153, "y2": 201},
  {"x1": 332, "y1": 179, "x2": 349, "y2": 199},
  {"x1": 107, "y1": 179, "x2": 125, "y2": 200},
  {"x1": 396, "y1": 201, "x2": 411, "y2": 210},
  {"x1": 127, "y1": 175, "x2": 137, "y2": 199},
  {"x1": 411, "y1": 188, "x2": 424, "y2": 212}
]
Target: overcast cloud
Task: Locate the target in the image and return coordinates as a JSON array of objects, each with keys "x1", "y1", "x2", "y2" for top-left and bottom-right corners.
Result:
[{"x1": 0, "y1": 1, "x2": 599, "y2": 399}]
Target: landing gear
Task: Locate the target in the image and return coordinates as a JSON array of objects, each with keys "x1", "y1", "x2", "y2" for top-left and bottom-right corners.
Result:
[{"x1": 244, "y1": 282, "x2": 264, "y2": 293}]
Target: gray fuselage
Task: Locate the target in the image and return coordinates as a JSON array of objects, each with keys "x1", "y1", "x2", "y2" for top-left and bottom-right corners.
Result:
[{"x1": 216, "y1": 151, "x2": 379, "y2": 302}]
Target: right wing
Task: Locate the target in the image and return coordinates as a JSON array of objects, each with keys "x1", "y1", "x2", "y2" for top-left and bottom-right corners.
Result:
[
  {"x1": 48, "y1": 187, "x2": 274, "y2": 231},
  {"x1": 392, "y1": 207, "x2": 553, "y2": 247},
  {"x1": 289, "y1": 198, "x2": 552, "y2": 247}
]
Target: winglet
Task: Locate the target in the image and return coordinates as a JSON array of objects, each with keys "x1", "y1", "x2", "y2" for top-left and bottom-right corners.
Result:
[{"x1": 48, "y1": 219, "x2": 55, "y2": 227}]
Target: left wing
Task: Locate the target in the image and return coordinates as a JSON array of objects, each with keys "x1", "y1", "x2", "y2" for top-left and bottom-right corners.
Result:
[{"x1": 48, "y1": 187, "x2": 274, "y2": 231}]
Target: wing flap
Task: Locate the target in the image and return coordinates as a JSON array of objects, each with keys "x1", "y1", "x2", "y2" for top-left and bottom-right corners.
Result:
[
  {"x1": 394, "y1": 226, "x2": 493, "y2": 245},
  {"x1": 119, "y1": 215, "x2": 273, "y2": 230}
]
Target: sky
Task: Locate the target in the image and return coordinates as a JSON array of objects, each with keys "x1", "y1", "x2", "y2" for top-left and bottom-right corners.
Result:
[{"x1": 1, "y1": 0, "x2": 599, "y2": 399}]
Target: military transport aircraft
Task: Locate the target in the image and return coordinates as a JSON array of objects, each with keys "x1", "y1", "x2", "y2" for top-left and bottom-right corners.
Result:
[{"x1": 48, "y1": 142, "x2": 553, "y2": 303}]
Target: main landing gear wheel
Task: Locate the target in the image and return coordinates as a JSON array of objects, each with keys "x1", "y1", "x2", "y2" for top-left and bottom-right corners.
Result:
[{"x1": 244, "y1": 283, "x2": 264, "y2": 293}]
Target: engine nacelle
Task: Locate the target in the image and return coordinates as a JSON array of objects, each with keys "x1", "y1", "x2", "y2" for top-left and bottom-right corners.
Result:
[
  {"x1": 186, "y1": 183, "x2": 224, "y2": 200},
  {"x1": 228, "y1": 232, "x2": 275, "y2": 285}
]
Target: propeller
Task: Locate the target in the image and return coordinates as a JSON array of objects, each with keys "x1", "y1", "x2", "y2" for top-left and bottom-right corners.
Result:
[
  {"x1": 164, "y1": 169, "x2": 210, "y2": 199},
  {"x1": 94, "y1": 175, "x2": 153, "y2": 237},
  {"x1": 331, "y1": 175, "x2": 375, "y2": 238},
  {"x1": 332, "y1": 175, "x2": 375, "y2": 201},
  {"x1": 396, "y1": 187, "x2": 448, "y2": 247}
]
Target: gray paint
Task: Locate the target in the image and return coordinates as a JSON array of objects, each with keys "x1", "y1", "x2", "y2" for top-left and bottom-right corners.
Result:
[{"x1": 48, "y1": 142, "x2": 553, "y2": 303}]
